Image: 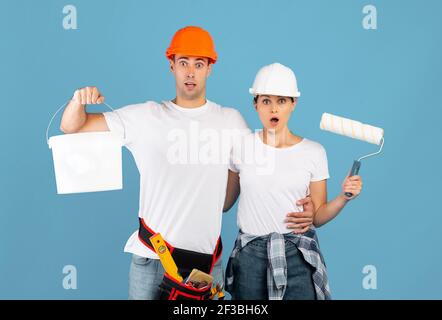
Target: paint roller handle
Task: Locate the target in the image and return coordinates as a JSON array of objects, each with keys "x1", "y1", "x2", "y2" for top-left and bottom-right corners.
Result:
[{"x1": 345, "y1": 160, "x2": 361, "y2": 197}]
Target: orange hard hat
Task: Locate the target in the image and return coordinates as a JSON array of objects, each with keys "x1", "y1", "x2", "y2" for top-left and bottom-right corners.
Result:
[{"x1": 166, "y1": 26, "x2": 217, "y2": 64}]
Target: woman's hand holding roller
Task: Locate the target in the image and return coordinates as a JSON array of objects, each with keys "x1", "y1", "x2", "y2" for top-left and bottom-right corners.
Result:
[{"x1": 341, "y1": 175, "x2": 363, "y2": 201}]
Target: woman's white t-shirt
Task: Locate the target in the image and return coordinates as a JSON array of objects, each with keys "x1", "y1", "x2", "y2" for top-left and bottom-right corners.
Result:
[{"x1": 231, "y1": 131, "x2": 330, "y2": 236}]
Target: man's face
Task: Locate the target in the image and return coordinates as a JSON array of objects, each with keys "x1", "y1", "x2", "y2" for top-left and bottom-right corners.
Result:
[
  {"x1": 255, "y1": 95, "x2": 297, "y2": 130},
  {"x1": 170, "y1": 55, "x2": 212, "y2": 101}
]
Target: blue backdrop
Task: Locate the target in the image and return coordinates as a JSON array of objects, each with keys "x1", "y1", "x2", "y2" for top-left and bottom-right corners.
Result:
[{"x1": 1, "y1": 0, "x2": 441, "y2": 299}]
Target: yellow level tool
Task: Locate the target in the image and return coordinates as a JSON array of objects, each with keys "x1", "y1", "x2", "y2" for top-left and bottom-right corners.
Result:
[
  {"x1": 210, "y1": 283, "x2": 225, "y2": 300},
  {"x1": 149, "y1": 233, "x2": 183, "y2": 282}
]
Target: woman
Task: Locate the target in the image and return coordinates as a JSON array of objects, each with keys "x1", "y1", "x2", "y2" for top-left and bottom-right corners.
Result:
[{"x1": 225, "y1": 63, "x2": 363, "y2": 300}]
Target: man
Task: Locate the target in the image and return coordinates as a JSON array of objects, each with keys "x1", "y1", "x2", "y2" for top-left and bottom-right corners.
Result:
[{"x1": 59, "y1": 26, "x2": 314, "y2": 299}]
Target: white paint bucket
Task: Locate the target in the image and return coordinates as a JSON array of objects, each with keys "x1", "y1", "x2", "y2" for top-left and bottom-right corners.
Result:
[{"x1": 47, "y1": 102, "x2": 125, "y2": 194}]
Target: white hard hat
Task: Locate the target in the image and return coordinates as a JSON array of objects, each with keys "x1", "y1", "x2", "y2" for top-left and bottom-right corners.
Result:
[{"x1": 249, "y1": 62, "x2": 301, "y2": 98}]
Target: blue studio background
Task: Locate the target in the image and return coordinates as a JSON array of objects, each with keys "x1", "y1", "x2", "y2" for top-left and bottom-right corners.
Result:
[{"x1": 1, "y1": 0, "x2": 441, "y2": 299}]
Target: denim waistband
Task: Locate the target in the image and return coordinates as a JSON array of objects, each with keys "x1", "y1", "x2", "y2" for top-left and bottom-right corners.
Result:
[{"x1": 243, "y1": 229, "x2": 316, "y2": 248}]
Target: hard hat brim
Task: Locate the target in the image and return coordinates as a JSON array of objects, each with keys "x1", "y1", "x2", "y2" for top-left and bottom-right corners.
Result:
[
  {"x1": 166, "y1": 50, "x2": 217, "y2": 64},
  {"x1": 249, "y1": 88, "x2": 301, "y2": 98}
]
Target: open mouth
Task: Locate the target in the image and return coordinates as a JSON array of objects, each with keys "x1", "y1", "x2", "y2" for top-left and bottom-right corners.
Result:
[
  {"x1": 185, "y1": 82, "x2": 196, "y2": 90},
  {"x1": 270, "y1": 117, "x2": 279, "y2": 125}
]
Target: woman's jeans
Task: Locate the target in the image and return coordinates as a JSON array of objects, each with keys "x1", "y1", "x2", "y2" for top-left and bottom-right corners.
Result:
[
  {"x1": 230, "y1": 237, "x2": 316, "y2": 300},
  {"x1": 128, "y1": 254, "x2": 224, "y2": 300}
]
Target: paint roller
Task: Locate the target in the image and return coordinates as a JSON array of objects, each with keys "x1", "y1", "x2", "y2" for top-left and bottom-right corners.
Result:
[{"x1": 320, "y1": 113, "x2": 385, "y2": 197}]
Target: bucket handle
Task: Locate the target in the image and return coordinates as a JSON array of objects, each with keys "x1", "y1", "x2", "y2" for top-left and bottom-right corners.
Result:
[{"x1": 46, "y1": 101, "x2": 127, "y2": 145}]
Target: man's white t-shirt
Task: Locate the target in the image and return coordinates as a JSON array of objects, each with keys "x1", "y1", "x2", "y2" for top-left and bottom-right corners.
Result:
[
  {"x1": 103, "y1": 100, "x2": 249, "y2": 259},
  {"x1": 231, "y1": 131, "x2": 330, "y2": 236}
]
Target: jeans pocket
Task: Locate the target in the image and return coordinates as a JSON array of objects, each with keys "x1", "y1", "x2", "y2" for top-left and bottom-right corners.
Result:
[{"x1": 132, "y1": 254, "x2": 151, "y2": 266}]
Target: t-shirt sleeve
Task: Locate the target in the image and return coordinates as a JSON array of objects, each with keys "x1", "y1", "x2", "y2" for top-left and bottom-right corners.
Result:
[
  {"x1": 228, "y1": 109, "x2": 251, "y2": 172},
  {"x1": 102, "y1": 103, "x2": 147, "y2": 148},
  {"x1": 229, "y1": 109, "x2": 250, "y2": 133},
  {"x1": 229, "y1": 141, "x2": 241, "y2": 173},
  {"x1": 311, "y1": 145, "x2": 330, "y2": 181}
]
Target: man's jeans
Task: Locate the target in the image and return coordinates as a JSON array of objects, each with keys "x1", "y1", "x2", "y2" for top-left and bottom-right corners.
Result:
[
  {"x1": 128, "y1": 254, "x2": 224, "y2": 300},
  {"x1": 229, "y1": 237, "x2": 316, "y2": 300}
]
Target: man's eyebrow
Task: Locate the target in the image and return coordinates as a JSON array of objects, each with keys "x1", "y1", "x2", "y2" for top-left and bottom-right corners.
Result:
[
  {"x1": 261, "y1": 95, "x2": 271, "y2": 98},
  {"x1": 177, "y1": 57, "x2": 189, "y2": 61}
]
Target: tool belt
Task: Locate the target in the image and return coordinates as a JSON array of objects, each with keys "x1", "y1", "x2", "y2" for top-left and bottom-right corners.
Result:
[
  {"x1": 159, "y1": 272, "x2": 213, "y2": 300},
  {"x1": 137, "y1": 218, "x2": 222, "y2": 300}
]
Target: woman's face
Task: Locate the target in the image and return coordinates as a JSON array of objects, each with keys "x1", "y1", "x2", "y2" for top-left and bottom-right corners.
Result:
[{"x1": 254, "y1": 95, "x2": 297, "y2": 131}]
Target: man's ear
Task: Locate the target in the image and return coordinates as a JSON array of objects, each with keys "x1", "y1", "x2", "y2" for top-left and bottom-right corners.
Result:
[
  {"x1": 169, "y1": 59, "x2": 175, "y2": 73},
  {"x1": 206, "y1": 62, "x2": 212, "y2": 78}
]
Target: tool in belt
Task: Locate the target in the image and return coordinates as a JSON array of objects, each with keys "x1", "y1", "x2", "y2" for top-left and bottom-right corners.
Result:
[{"x1": 138, "y1": 217, "x2": 224, "y2": 300}]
